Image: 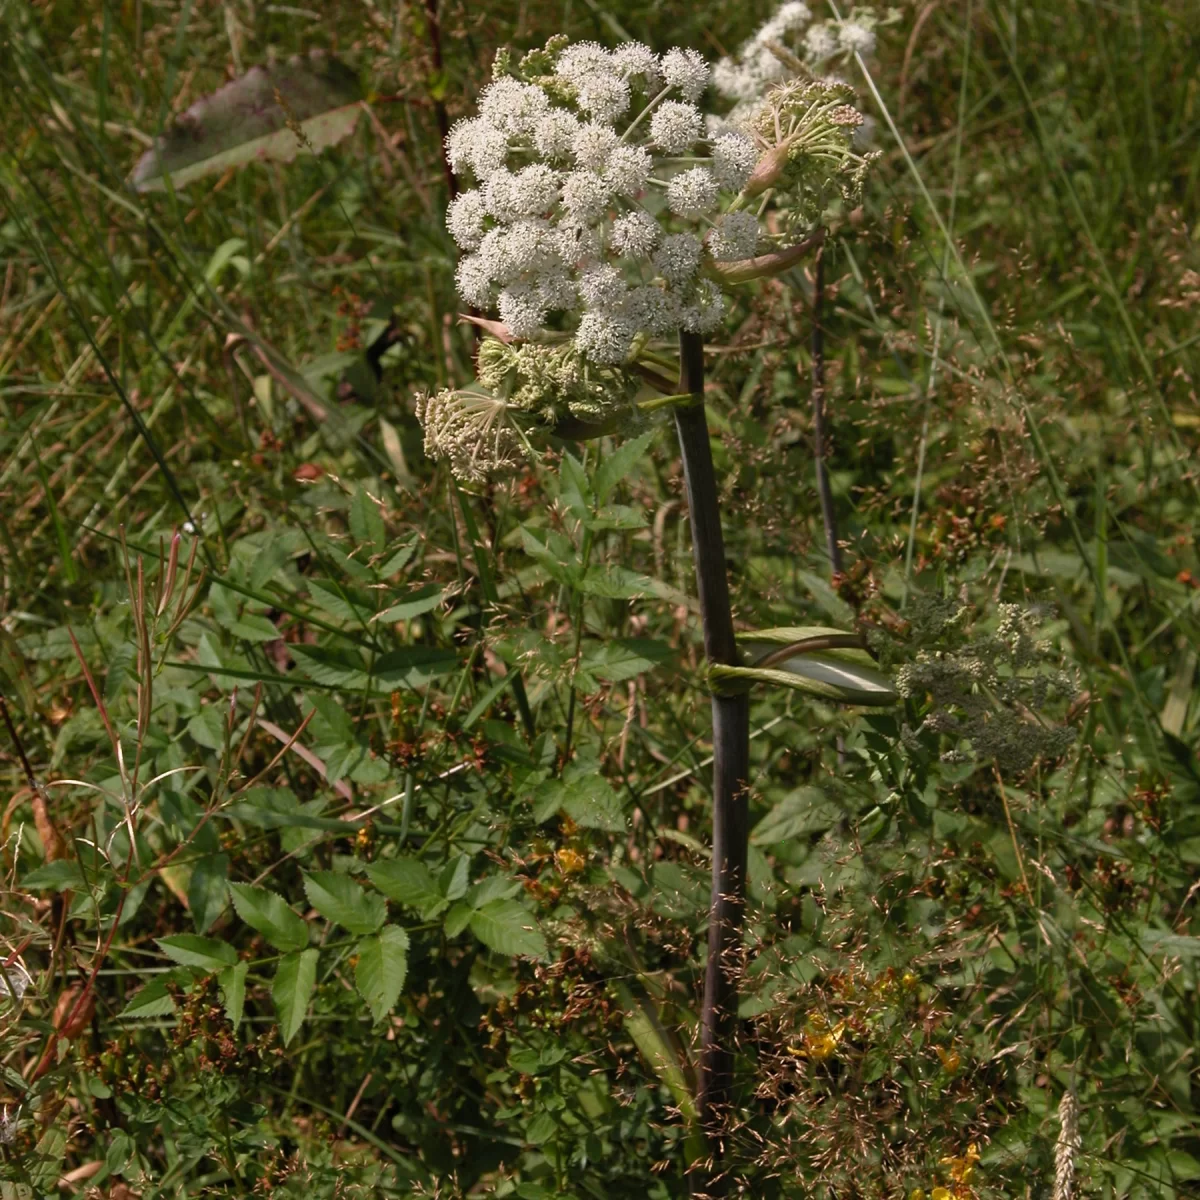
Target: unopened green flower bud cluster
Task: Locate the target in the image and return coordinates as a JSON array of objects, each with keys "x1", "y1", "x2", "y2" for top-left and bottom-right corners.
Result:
[{"x1": 891, "y1": 598, "x2": 1079, "y2": 775}]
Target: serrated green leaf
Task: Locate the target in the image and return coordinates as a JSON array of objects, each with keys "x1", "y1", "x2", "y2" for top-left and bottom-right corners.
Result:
[
  {"x1": 156, "y1": 934, "x2": 237, "y2": 971},
  {"x1": 120, "y1": 975, "x2": 177, "y2": 1019},
  {"x1": 21, "y1": 860, "x2": 84, "y2": 892},
  {"x1": 366, "y1": 858, "x2": 446, "y2": 919},
  {"x1": 583, "y1": 637, "x2": 673, "y2": 683},
  {"x1": 229, "y1": 882, "x2": 309, "y2": 952},
  {"x1": 751, "y1": 787, "x2": 842, "y2": 845},
  {"x1": 375, "y1": 584, "x2": 445, "y2": 623},
  {"x1": 593, "y1": 429, "x2": 658, "y2": 505},
  {"x1": 355, "y1": 925, "x2": 409, "y2": 1023},
  {"x1": 349, "y1": 486, "x2": 387, "y2": 556},
  {"x1": 219, "y1": 962, "x2": 248, "y2": 1031},
  {"x1": 469, "y1": 899, "x2": 547, "y2": 958},
  {"x1": 189, "y1": 852, "x2": 229, "y2": 933},
  {"x1": 304, "y1": 870, "x2": 386, "y2": 935},
  {"x1": 272, "y1": 948, "x2": 319, "y2": 1046}
]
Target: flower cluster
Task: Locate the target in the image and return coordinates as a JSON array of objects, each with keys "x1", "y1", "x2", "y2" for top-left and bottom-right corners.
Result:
[
  {"x1": 443, "y1": 37, "x2": 760, "y2": 373},
  {"x1": 893, "y1": 600, "x2": 1079, "y2": 774},
  {"x1": 420, "y1": 34, "x2": 872, "y2": 479},
  {"x1": 710, "y1": 3, "x2": 898, "y2": 146},
  {"x1": 712, "y1": 3, "x2": 896, "y2": 107}
]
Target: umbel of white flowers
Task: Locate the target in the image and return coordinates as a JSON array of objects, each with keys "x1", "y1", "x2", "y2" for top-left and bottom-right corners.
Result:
[
  {"x1": 710, "y1": 2, "x2": 899, "y2": 136},
  {"x1": 418, "y1": 35, "x2": 875, "y2": 481}
]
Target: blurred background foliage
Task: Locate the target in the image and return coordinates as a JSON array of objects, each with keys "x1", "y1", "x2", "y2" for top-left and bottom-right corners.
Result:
[{"x1": 0, "y1": 0, "x2": 1198, "y2": 1196}]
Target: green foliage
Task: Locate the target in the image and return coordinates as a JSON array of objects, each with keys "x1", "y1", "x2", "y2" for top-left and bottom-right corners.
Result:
[{"x1": 1, "y1": 0, "x2": 1199, "y2": 1196}]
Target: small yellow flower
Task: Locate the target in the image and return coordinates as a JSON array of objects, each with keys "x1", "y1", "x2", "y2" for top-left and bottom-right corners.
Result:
[
  {"x1": 939, "y1": 1143, "x2": 980, "y2": 1185},
  {"x1": 935, "y1": 1045, "x2": 962, "y2": 1075},
  {"x1": 909, "y1": 1190, "x2": 926, "y2": 1200},
  {"x1": 931, "y1": 1188, "x2": 952, "y2": 1200},
  {"x1": 555, "y1": 847, "x2": 586, "y2": 875}
]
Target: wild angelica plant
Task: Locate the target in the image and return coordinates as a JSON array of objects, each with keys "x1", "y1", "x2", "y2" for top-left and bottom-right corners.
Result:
[{"x1": 417, "y1": 33, "x2": 881, "y2": 1153}]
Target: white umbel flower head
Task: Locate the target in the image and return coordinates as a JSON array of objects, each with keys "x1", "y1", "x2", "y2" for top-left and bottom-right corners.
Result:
[
  {"x1": 447, "y1": 190, "x2": 487, "y2": 249},
  {"x1": 604, "y1": 144, "x2": 653, "y2": 197},
  {"x1": 709, "y1": 210, "x2": 760, "y2": 261},
  {"x1": 649, "y1": 101, "x2": 704, "y2": 153},
  {"x1": 666, "y1": 167, "x2": 719, "y2": 217},
  {"x1": 435, "y1": 31, "x2": 868, "y2": 441},
  {"x1": 838, "y1": 21, "x2": 876, "y2": 57},
  {"x1": 573, "y1": 122, "x2": 621, "y2": 170},
  {"x1": 653, "y1": 233, "x2": 702, "y2": 285},
  {"x1": 804, "y1": 23, "x2": 839, "y2": 63},
  {"x1": 610, "y1": 210, "x2": 661, "y2": 257},
  {"x1": 611, "y1": 42, "x2": 663, "y2": 92},
  {"x1": 661, "y1": 48, "x2": 710, "y2": 102},
  {"x1": 478, "y1": 78, "x2": 551, "y2": 136},
  {"x1": 711, "y1": 131, "x2": 758, "y2": 189}
]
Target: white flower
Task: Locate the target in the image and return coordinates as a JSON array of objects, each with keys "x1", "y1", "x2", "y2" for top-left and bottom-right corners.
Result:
[
  {"x1": 604, "y1": 144, "x2": 652, "y2": 197},
  {"x1": 661, "y1": 48, "x2": 710, "y2": 102},
  {"x1": 572, "y1": 122, "x2": 620, "y2": 170},
  {"x1": 804, "y1": 24, "x2": 838, "y2": 62},
  {"x1": 610, "y1": 210, "x2": 661, "y2": 258},
  {"x1": 625, "y1": 284, "x2": 679, "y2": 336},
  {"x1": 483, "y1": 170, "x2": 518, "y2": 221},
  {"x1": 611, "y1": 42, "x2": 663, "y2": 92},
  {"x1": 574, "y1": 309, "x2": 634, "y2": 364},
  {"x1": 775, "y1": 2, "x2": 812, "y2": 27},
  {"x1": 537, "y1": 272, "x2": 579, "y2": 312},
  {"x1": 838, "y1": 20, "x2": 876, "y2": 56},
  {"x1": 534, "y1": 109, "x2": 581, "y2": 160},
  {"x1": 498, "y1": 284, "x2": 547, "y2": 337},
  {"x1": 555, "y1": 40, "x2": 615, "y2": 85},
  {"x1": 503, "y1": 220, "x2": 564, "y2": 275},
  {"x1": 576, "y1": 73, "x2": 632, "y2": 124},
  {"x1": 455, "y1": 254, "x2": 493, "y2": 306},
  {"x1": 666, "y1": 166, "x2": 719, "y2": 217},
  {"x1": 653, "y1": 232, "x2": 702, "y2": 285},
  {"x1": 710, "y1": 131, "x2": 759, "y2": 189},
  {"x1": 709, "y1": 210, "x2": 760, "y2": 260},
  {"x1": 510, "y1": 164, "x2": 561, "y2": 216},
  {"x1": 680, "y1": 279, "x2": 725, "y2": 333},
  {"x1": 556, "y1": 220, "x2": 603, "y2": 266},
  {"x1": 649, "y1": 100, "x2": 703, "y2": 153},
  {"x1": 478, "y1": 226, "x2": 516, "y2": 281},
  {"x1": 446, "y1": 190, "x2": 487, "y2": 249},
  {"x1": 561, "y1": 170, "x2": 613, "y2": 221},
  {"x1": 478, "y1": 78, "x2": 552, "y2": 137},
  {"x1": 579, "y1": 263, "x2": 628, "y2": 309},
  {"x1": 445, "y1": 116, "x2": 508, "y2": 179}
]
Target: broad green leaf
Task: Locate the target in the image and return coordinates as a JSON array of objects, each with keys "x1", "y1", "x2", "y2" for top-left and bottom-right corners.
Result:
[
  {"x1": 156, "y1": 934, "x2": 237, "y2": 971},
  {"x1": 228, "y1": 882, "x2": 309, "y2": 952},
  {"x1": 583, "y1": 637, "x2": 673, "y2": 683},
  {"x1": 355, "y1": 925, "x2": 409, "y2": 1023},
  {"x1": 21, "y1": 860, "x2": 84, "y2": 891},
  {"x1": 469, "y1": 899, "x2": 547, "y2": 958},
  {"x1": 593, "y1": 429, "x2": 658, "y2": 505},
  {"x1": 562, "y1": 772, "x2": 626, "y2": 831},
  {"x1": 443, "y1": 901, "x2": 473, "y2": 938},
  {"x1": 349, "y1": 486, "x2": 387, "y2": 556},
  {"x1": 439, "y1": 854, "x2": 472, "y2": 901},
  {"x1": 375, "y1": 584, "x2": 445, "y2": 623},
  {"x1": 272, "y1": 948, "x2": 320, "y2": 1046},
  {"x1": 28, "y1": 1123, "x2": 69, "y2": 1192},
  {"x1": 189, "y1": 852, "x2": 230, "y2": 933},
  {"x1": 751, "y1": 787, "x2": 842, "y2": 845},
  {"x1": 304, "y1": 870, "x2": 386, "y2": 935},
  {"x1": 130, "y1": 52, "x2": 363, "y2": 192},
  {"x1": 120, "y1": 976, "x2": 176, "y2": 1019},
  {"x1": 366, "y1": 858, "x2": 446, "y2": 919},
  {"x1": 219, "y1": 962, "x2": 248, "y2": 1031}
]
